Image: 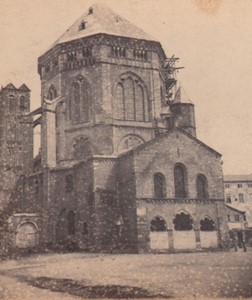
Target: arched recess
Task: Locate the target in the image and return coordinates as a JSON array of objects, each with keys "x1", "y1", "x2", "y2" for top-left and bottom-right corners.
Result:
[
  {"x1": 200, "y1": 216, "x2": 216, "y2": 231},
  {"x1": 16, "y1": 222, "x2": 38, "y2": 248},
  {"x1": 149, "y1": 216, "x2": 168, "y2": 250},
  {"x1": 174, "y1": 163, "x2": 188, "y2": 198},
  {"x1": 47, "y1": 85, "x2": 57, "y2": 100},
  {"x1": 112, "y1": 72, "x2": 150, "y2": 122},
  {"x1": 173, "y1": 211, "x2": 193, "y2": 231},
  {"x1": 117, "y1": 134, "x2": 145, "y2": 153},
  {"x1": 20, "y1": 96, "x2": 29, "y2": 110},
  {"x1": 153, "y1": 172, "x2": 166, "y2": 198},
  {"x1": 173, "y1": 211, "x2": 195, "y2": 250},
  {"x1": 69, "y1": 76, "x2": 91, "y2": 124},
  {"x1": 200, "y1": 216, "x2": 218, "y2": 248},
  {"x1": 196, "y1": 174, "x2": 209, "y2": 199}
]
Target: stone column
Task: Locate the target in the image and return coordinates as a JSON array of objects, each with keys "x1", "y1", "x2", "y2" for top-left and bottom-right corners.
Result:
[
  {"x1": 194, "y1": 228, "x2": 201, "y2": 250},
  {"x1": 167, "y1": 229, "x2": 174, "y2": 251}
]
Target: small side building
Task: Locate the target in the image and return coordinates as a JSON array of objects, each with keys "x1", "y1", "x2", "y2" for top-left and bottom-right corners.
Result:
[{"x1": 224, "y1": 175, "x2": 252, "y2": 228}]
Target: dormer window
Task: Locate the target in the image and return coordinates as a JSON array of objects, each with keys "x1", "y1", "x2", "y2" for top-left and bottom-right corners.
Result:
[{"x1": 79, "y1": 20, "x2": 86, "y2": 30}]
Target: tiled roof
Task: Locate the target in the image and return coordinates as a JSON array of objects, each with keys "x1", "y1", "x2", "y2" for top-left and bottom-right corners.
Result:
[
  {"x1": 224, "y1": 175, "x2": 252, "y2": 182},
  {"x1": 226, "y1": 205, "x2": 246, "y2": 214},
  {"x1": 51, "y1": 3, "x2": 155, "y2": 48},
  {"x1": 118, "y1": 127, "x2": 221, "y2": 159}
]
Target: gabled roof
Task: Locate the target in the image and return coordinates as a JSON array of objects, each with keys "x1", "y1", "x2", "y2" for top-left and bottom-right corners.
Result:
[
  {"x1": 4, "y1": 83, "x2": 17, "y2": 90},
  {"x1": 119, "y1": 127, "x2": 221, "y2": 159},
  {"x1": 173, "y1": 86, "x2": 193, "y2": 104},
  {"x1": 19, "y1": 84, "x2": 30, "y2": 91},
  {"x1": 226, "y1": 205, "x2": 245, "y2": 214},
  {"x1": 50, "y1": 3, "x2": 155, "y2": 49}
]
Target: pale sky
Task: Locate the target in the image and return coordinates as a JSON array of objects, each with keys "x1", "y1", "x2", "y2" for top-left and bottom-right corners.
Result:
[{"x1": 0, "y1": 0, "x2": 252, "y2": 175}]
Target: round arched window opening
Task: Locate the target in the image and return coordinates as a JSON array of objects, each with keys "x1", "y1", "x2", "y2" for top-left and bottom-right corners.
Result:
[
  {"x1": 150, "y1": 216, "x2": 167, "y2": 232},
  {"x1": 200, "y1": 217, "x2": 215, "y2": 231},
  {"x1": 173, "y1": 212, "x2": 193, "y2": 231}
]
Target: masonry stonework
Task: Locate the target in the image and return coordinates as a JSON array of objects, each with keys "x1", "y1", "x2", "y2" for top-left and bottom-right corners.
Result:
[{"x1": 0, "y1": 4, "x2": 229, "y2": 253}]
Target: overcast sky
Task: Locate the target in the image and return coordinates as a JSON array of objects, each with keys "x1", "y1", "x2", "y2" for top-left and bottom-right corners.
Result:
[{"x1": 0, "y1": 0, "x2": 252, "y2": 175}]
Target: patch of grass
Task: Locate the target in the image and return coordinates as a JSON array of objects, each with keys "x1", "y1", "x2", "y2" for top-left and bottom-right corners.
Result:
[{"x1": 28, "y1": 276, "x2": 170, "y2": 298}]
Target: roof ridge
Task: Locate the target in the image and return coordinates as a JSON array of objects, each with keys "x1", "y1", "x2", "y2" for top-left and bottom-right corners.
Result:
[
  {"x1": 118, "y1": 127, "x2": 221, "y2": 159},
  {"x1": 44, "y1": 3, "x2": 155, "y2": 53}
]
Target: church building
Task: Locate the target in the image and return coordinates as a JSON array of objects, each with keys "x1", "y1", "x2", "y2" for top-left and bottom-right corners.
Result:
[{"x1": 0, "y1": 4, "x2": 229, "y2": 253}]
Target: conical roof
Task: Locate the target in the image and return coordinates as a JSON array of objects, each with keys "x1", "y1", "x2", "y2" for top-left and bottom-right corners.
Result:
[
  {"x1": 173, "y1": 86, "x2": 193, "y2": 104},
  {"x1": 51, "y1": 3, "x2": 155, "y2": 48}
]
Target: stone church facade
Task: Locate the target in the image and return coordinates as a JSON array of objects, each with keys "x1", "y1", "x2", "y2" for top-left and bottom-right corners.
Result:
[{"x1": 0, "y1": 4, "x2": 229, "y2": 253}]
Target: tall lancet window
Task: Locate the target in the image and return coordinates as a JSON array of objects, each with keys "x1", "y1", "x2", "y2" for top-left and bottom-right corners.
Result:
[
  {"x1": 115, "y1": 83, "x2": 124, "y2": 120},
  {"x1": 47, "y1": 85, "x2": 57, "y2": 100},
  {"x1": 174, "y1": 164, "x2": 187, "y2": 198},
  {"x1": 113, "y1": 73, "x2": 150, "y2": 122},
  {"x1": 70, "y1": 77, "x2": 90, "y2": 124},
  {"x1": 196, "y1": 174, "x2": 208, "y2": 199},
  {"x1": 73, "y1": 82, "x2": 81, "y2": 123},
  {"x1": 82, "y1": 78, "x2": 89, "y2": 123}
]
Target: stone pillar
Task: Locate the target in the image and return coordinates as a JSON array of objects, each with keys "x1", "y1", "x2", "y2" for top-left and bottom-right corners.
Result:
[
  {"x1": 194, "y1": 228, "x2": 201, "y2": 250},
  {"x1": 167, "y1": 229, "x2": 174, "y2": 251}
]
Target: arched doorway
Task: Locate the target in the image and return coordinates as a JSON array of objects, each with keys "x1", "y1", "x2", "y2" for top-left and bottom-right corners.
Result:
[
  {"x1": 16, "y1": 222, "x2": 38, "y2": 248},
  {"x1": 173, "y1": 212, "x2": 195, "y2": 250},
  {"x1": 200, "y1": 217, "x2": 218, "y2": 248},
  {"x1": 149, "y1": 216, "x2": 168, "y2": 250}
]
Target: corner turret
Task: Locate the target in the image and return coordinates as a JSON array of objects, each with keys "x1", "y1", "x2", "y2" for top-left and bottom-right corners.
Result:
[{"x1": 171, "y1": 86, "x2": 196, "y2": 137}]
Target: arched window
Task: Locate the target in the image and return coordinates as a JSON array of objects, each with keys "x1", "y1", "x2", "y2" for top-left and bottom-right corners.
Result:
[
  {"x1": 9, "y1": 95, "x2": 15, "y2": 113},
  {"x1": 135, "y1": 85, "x2": 145, "y2": 121},
  {"x1": 70, "y1": 78, "x2": 90, "y2": 124},
  {"x1": 83, "y1": 222, "x2": 88, "y2": 235},
  {"x1": 67, "y1": 211, "x2": 75, "y2": 235},
  {"x1": 34, "y1": 178, "x2": 39, "y2": 195},
  {"x1": 82, "y1": 79, "x2": 89, "y2": 123},
  {"x1": 173, "y1": 212, "x2": 193, "y2": 231},
  {"x1": 65, "y1": 174, "x2": 73, "y2": 192},
  {"x1": 153, "y1": 172, "x2": 166, "y2": 198},
  {"x1": 73, "y1": 82, "x2": 81, "y2": 122},
  {"x1": 114, "y1": 83, "x2": 124, "y2": 119},
  {"x1": 196, "y1": 174, "x2": 208, "y2": 199},
  {"x1": 150, "y1": 216, "x2": 167, "y2": 231},
  {"x1": 47, "y1": 85, "x2": 57, "y2": 100},
  {"x1": 113, "y1": 73, "x2": 149, "y2": 122},
  {"x1": 20, "y1": 96, "x2": 28, "y2": 110},
  {"x1": 200, "y1": 217, "x2": 215, "y2": 231},
  {"x1": 124, "y1": 77, "x2": 135, "y2": 120},
  {"x1": 174, "y1": 164, "x2": 187, "y2": 198}
]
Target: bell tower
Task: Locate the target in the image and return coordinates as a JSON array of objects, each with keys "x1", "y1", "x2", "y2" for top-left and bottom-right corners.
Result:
[{"x1": 0, "y1": 83, "x2": 33, "y2": 208}]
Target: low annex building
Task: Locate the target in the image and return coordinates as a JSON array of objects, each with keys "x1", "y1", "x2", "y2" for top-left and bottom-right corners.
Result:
[
  {"x1": 0, "y1": 4, "x2": 229, "y2": 253},
  {"x1": 224, "y1": 175, "x2": 252, "y2": 228}
]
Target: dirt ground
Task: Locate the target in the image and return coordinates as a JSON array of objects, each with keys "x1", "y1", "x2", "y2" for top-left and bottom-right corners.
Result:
[{"x1": 0, "y1": 248, "x2": 252, "y2": 299}]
